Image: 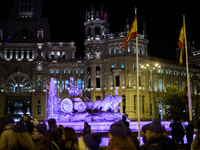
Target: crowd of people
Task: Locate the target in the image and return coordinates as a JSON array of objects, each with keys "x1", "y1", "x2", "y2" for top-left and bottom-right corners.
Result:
[{"x1": 0, "y1": 114, "x2": 197, "y2": 150}]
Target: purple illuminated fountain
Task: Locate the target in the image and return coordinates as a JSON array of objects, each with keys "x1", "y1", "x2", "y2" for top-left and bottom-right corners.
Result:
[{"x1": 47, "y1": 77, "x2": 123, "y2": 130}]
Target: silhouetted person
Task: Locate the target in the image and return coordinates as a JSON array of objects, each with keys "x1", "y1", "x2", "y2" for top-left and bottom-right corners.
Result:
[
  {"x1": 176, "y1": 118, "x2": 184, "y2": 149},
  {"x1": 122, "y1": 115, "x2": 129, "y2": 127},
  {"x1": 83, "y1": 122, "x2": 91, "y2": 134},
  {"x1": 23, "y1": 114, "x2": 34, "y2": 134},
  {"x1": 170, "y1": 118, "x2": 178, "y2": 142},
  {"x1": 186, "y1": 120, "x2": 194, "y2": 146}
]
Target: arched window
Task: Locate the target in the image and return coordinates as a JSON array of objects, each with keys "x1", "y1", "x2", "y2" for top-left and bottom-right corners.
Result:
[
  {"x1": 96, "y1": 78, "x2": 100, "y2": 88},
  {"x1": 65, "y1": 80, "x2": 69, "y2": 90},
  {"x1": 116, "y1": 48, "x2": 119, "y2": 54},
  {"x1": 121, "y1": 49, "x2": 125, "y2": 53},
  {"x1": 111, "y1": 48, "x2": 114, "y2": 54},
  {"x1": 132, "y1": 47, "x2": 135, "y2": 53}
]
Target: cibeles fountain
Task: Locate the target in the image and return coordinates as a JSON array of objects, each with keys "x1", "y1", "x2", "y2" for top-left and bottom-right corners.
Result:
[{"x1": 47, "y1": 77, "x2": 124, "y2": 133}]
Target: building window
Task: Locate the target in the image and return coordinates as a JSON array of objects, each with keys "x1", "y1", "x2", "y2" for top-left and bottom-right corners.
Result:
[
  {"x1": 116, "y1": 48, "x2": 119, "y2": 54},
  {"x1": 14, "y1": 99, "x2": 23, "y2": 115},
  {"x1": 62, "y1": 80, "x2": 64, "y2": 90},
  {"x1": 38, "y1": 79, "x2": 41, "y2": 90},
  {"x1": 142, "y1": 96, "x2": 144, "y2": 114},
  {"x1": 14, "y1": 84, "x2": 24, "y2": 93},
  {"x1": 121, "y1": 64, "x2": 124, "y2": 70},
  {"x1": 6, "y1": 106, "x2": 11, "y2": 115},
  {"x1": 174, "y1": 81, "x2": 177, "y2": 88},
  {"x1": 149, "y1": 79, "x2": 151, "y2": 89},
  {"x1": 77, "y1": 80, "x2": 81, "y2": 89},
  {"x1": 37, "y1": 105, "x2": 41, "y2": 114},
  {"x1": 65, "y1": 80, "x2": 69, "y2": 90},
  {"x1": 95, "y1": 26, "x2": 100, "y2": 34},
  {"x1": 159, "y1": 80, "x2": 162, "y2": 90},
  {"x1": 26, "y1": 99, "x2": 30, "y2": 104},
  {"x1": 53, "y1": 69, "x2": 56, "y2": 74},
  {"x1": 158, "y1": 69, "x2": 161, "y2": 73},
  {"x1": 166, "y1": 70, "x2": 169, "y2": 74},
  {"x1": 96, "y1": 66, "x2": 100, "y2": 71},
  {"x1": 133, "y1": 64, "x2": 135, "y2": 70},
  {"x1": 116, "y1": 75, "x2": 120, "y2": 87},
  {"x1": 121, "y1": 49, "x2": 125, "y2": 53},
  {"x1": 132, "y1": 47, "x2": 135, "y2": 53},
  {"x1": 26, "y1": 106, "x2": 30, "y2": 114},
  {"x1": 174, "y1": 71, "x2": 176, "y2": 75},
  {"x1": 7, "y1": 100, "x2": 11, "y2": 104},
  {"x1": 96, "y1": 96, "x2": 101, "y2": 100},
  {"x1": 167, "y1": 81, "x2": 169, "y2": 87},
  {"x1": 88, "y1": 78, "x2": 91, "y2": 88},
  {"x1": 82, "y1": 81, "x2": 84, "y2": 90},
  {"x1": 111, "y1": 48, "x2": 114, "y2": 54},
  {"x1": 7, "y1": 50, "x2": 10, "y2": 58},
  {"x1": 96, "y1": 78, "x2": 100, "y2": 88}
]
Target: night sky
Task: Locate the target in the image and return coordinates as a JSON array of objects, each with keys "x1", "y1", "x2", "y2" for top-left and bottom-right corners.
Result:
[{"x1": 1, "y1": 1, "x2": 200, "y2": 60}]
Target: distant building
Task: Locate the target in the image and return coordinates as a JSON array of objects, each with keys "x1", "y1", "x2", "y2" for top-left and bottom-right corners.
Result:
[{"x1": 0, "y1": 1, "x2": 200, "y2": 122}]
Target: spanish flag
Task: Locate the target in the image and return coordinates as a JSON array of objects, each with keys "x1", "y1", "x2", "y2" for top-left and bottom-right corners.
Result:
[
  {"x1": 47, "y1": 83, "x2": 50, "y2": 93},
  {"x1": 119, "y1": 14, "x2": 138, "y2": 52},
  {"x1": 177, "y1": 25, "x2": 185, "y2": 65}
]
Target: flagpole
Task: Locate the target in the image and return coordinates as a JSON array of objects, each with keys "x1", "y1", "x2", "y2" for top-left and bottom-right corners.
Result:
[
  {"x1": 45, "y1": 79, "x2": 47, "y2": 121},
  {"x1": 183, "y1": 15, "x2": 192, "y2": 121},
  {"x1": 135, "y1": 7, "x2": 140, "y2": 145}
]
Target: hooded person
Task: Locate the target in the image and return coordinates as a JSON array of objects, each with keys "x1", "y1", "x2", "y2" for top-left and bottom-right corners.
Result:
[
  {"x1": 32, "y1": 123, "x2": 54, "y2": 150},
  {"x1": 106, "y1": 120, "x2": 137, "y2": 150},
  {"x1": 48, "y1": 123, "x2": 61, "y2": 150},
  {"x1": 9, "y1": 119, "x2": 35, "y2": 150},
  {"x1": 0, "y1": 115, "x2": 14, "y2": 150},
  {"x1": 48, "y1": 118, "x2": 56, "y2": 128},
  {"x1": 23, "y1": 114, "x2": 34, "y2": 134},
  {"x1": 78, "y1": 133, "x2": 102, "y2": 150},
  {"x1": 141, "y1": 118, "x2": 180, "y2": 150}
]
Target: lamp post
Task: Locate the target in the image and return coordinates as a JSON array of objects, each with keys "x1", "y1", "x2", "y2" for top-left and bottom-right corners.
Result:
[{"x1": 141, "y1": 63, "x2": 161, "y2": 120}]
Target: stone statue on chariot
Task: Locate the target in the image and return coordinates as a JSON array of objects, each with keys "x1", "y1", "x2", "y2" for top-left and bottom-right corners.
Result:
[{"x1": 47, "y1": 77, "x2": 123, "y2": 122}]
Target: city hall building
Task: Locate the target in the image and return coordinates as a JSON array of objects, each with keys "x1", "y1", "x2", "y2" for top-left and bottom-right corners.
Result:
[{"x1": 0, "y1": 0, "x2": 200, "y2": 122}]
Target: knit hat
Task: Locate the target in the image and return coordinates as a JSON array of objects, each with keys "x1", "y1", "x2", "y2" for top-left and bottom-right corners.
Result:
[
  {"x1": 12, "y1": 119, "x2": 27, "y2": 133},
  {"x1": 3, "y1": 115, "x2": 13, "y2": 126},
  {"x1": 145, "y1": 118, "x2": 164, "y2": 133},
  {"x1": 126, "y1": 126, "x2": 131, "y2": 135},
  {"x1": 35, "y1": 123, "x2": 47, "y2": 135},
  {"x1": 48, "y1": 118, "x2": 56, "y2": 127},
  {"x1": 83, "y1": 134, "x2": 102, "y2": 150},
  {"x1": 109, "y1": 120, "x2": 127, "y2": 137}
]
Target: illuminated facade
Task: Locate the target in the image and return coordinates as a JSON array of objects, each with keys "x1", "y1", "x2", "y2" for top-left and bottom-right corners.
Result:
[{"x1": 0, "y1": 1, "x2": 200, "y2": 122}]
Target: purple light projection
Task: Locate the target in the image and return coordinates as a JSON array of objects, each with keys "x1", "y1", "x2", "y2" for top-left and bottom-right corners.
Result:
[{"x1": 47, "y1": 77, "x2": 123, "y2": 122}]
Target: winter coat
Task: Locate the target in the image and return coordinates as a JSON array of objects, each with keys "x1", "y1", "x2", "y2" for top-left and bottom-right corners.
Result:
[
  {"x1": 50, "y1": 137, "x2": 61, "y2": 150},
  {"x1": 35, "y1": 135, "x2": 54, "y2": 150},
  {"x1": 83, "y1": 126, "x2": 91, "y2": 134},
  {"x1": 191, "y1": 131, "x2": 200, "y2": 150},
  {"x1": 141, "y1": 136, "x2": 180, "y2": 150},
  {"x1": 60, "y1": 141, "x2": 78, "y2": 150},
  {"x1": 0, "y1": 123, "x2": 14, "y2": 150}
]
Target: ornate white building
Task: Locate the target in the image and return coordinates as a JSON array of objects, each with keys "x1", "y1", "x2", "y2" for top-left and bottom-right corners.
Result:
[{"x1": 0, "y1": 1, "x2": 200, "y2": 122}]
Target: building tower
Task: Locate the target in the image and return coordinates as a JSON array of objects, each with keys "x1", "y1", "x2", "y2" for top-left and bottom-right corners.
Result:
[{"x1": 84, "y1": 6, "x2": 109, "y2": 101}]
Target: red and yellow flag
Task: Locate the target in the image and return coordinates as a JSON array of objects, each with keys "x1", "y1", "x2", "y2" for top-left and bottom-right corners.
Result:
[
  {"x1": 47, "y1": 83, "x2": 50, "y2": 93},
  {"x1": 119, "y1": 14, "x2": 138, "y2": 52},
  {"x1": 177, "y1": 25, "x2": 185, "y2": 65}
]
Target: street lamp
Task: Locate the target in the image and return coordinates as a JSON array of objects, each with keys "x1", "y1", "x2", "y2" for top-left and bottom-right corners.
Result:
[{"x1": 141, "y1": 63, "x2": 161, "y2": 120}]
